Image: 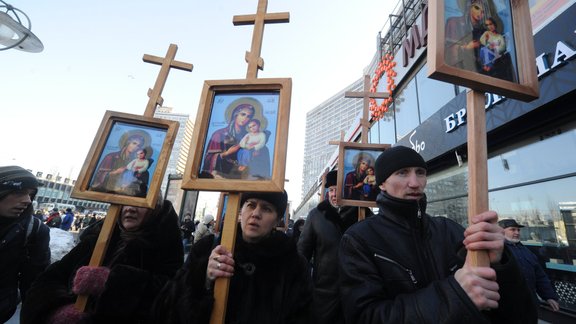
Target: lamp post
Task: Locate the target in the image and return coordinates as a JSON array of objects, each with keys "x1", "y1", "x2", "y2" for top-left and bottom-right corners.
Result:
[{"x1": 0, "y1": 0, "x2": 43, "y2": 52}]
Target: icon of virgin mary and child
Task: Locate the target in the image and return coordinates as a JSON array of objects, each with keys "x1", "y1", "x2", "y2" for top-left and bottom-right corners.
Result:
[{"x1": 201, "y1": 97, "x2": 272, "y2": 180}]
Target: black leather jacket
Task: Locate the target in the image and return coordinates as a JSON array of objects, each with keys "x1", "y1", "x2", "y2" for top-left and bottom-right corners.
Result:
[{"x1": 339, "y1": 192, "x2": 537, "y2": 324}]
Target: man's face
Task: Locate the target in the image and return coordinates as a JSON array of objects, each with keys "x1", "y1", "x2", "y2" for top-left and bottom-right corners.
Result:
[
  {"x1": 240, "y1": 198, "x2": 278, "y2": 243},
  {"x1": 120, "y1": 205, "x2": 150, "y2": 231},
  {"x1": 0, "y1": 189, "x2": 35, "y2": 218},
  {"x1": 503, "y1": 227, "x2": 521, "y2": 243},
  {"x1": 380, "y1": 167, "x2": 427, "y2": 200},
  {"x1": 327, "y1": 185, "x2": 338, "y2": 208}
]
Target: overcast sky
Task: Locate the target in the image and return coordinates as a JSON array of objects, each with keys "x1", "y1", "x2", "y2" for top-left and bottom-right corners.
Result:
[{"x1": 1, "y1": 0, "x2": 398, "y2": 209}]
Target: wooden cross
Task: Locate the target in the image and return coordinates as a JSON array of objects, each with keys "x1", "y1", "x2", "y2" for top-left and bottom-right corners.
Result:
[
  {"x1": 233, "y1": 0, "x2": 289, "y2": 79},
  {"x1": 344, "y1": 75, "x2": 389, "y2": 221},
  {"x1": 466, "y1": 90, "x2": 491, "y2": 267},
  {"x1": 344, "y1": 74, "x2": 389, "y2": 143},
  {"x1": 142, "y1": 43, "x2": 194, "y2": 117},
  {"x1": 75, "y1": 43, "x2": 193, "y2": 312}
]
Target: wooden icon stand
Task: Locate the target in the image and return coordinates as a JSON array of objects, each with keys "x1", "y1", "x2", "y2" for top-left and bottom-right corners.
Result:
[
  {"x1": 74, "y1": 44, "x2": 193, "y2": 311},
  {"x1": 427, "y1": 0, "x2": 538, "y2": 266},
  {"x1": 208, "y1": 1, "x2": 289, "y2": 323},
  {"x1": 343, "y1": 74, "x2": 389, "y2": 221}
]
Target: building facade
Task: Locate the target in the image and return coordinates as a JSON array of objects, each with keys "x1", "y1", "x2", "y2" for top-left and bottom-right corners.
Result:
[
  {"x1": 299, "y1": 78, "x2": 364, "y2": 208},
  {"x1": 154, "y1": 106, "x2": 194, "y2": 195},
  {"x1": 297, "y1": 0, "x2": 576, "y2": 319}
]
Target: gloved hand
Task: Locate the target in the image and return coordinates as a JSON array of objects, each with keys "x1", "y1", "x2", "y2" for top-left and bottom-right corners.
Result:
[
  {"x1": 48, "y1": 304, "x2": 89, "y2": 324},
  {"x1": 72, "y1": 266, "x2": 111, "y2": 296}
]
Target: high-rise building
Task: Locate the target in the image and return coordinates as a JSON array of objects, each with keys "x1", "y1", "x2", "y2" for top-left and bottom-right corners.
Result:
[
  {"x1": 300, "y1": 78, "x2": 364, "y2": 201},
  {"x1": 154, "y1": 106, "x2": 194, "y2": 194}
]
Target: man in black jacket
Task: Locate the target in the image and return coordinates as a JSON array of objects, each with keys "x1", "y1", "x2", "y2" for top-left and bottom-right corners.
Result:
[
  {"x1": 0, "y1": 166, "x2": 50, "y2": 323},
  {"x1": 339, "y1": 146, "x2": 537, "y2": 323},
  {"x1": 298, "y1": 170, "x2": 372, "y2": 324}
]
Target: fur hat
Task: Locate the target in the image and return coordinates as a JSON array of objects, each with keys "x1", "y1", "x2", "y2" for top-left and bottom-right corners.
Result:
[
  {"x1": 498, "y1": 219, "x2": 525, "y2": 229},
  {"x1": 0, "y1": 166, "x2": 39, "y2": 201},
  {"x1": 375, "y1": 146, "x2": 427, "y2": 186},
  {"x1": 241, "y1": 190, "x2": 288, "y2": 219},
  {"x1": 203, "y1": 214, "x2": 214, "y2": 224},
  {"x1": 324, "y1": 170, "x2": 337, "y2": 188}
]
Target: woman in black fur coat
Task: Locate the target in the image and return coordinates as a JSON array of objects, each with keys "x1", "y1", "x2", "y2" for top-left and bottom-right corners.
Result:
[
  {"x1": 21, "y1": 198, "x2": 183, "y2": 324},
  {"x1": 153, "y1": 191, "x2": 312, "y2": 324}
]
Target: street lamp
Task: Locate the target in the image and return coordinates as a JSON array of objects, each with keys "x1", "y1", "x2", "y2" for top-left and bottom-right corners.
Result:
[{"x1": 0, "y1": 0, "x2": 42, "y2": 52}]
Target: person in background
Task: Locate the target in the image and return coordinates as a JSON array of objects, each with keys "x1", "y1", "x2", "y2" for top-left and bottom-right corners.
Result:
[
  {"x1": 81, "y1": 213, "x2": 92, "y2": 230},
  {"x1": 499, "y1": 218, "x2": 560, "y2": 312},
  {"x1": 45, "y1": 208, "x2": 62, "y2": 228},
  {"x1": 33, "y1": 209, "x2": 45, "y2": 221},
  {"x1": 0, "y1": 166, "x2": 50, "y2": 323},
  {"x1": 60, "y1": 208, "x2": 74, "y2": 231},
  {"x1": 193, "y1": 214, "x2": 215, "y2": 244},
  {"x1": 152, "y1": 190, "x2": 312, "y2": 323},
  {"x1": 298, "y1": 170, "x2": 372, "y2": 324},
  {"x1": 180, "y1": 213, "x2": 195, "y2": 253},
  {"x1": 339, "y1": 146, "x2": 537, "y2": 323},
  {"x1": 291, "y1": 218, "x2": 305, "y2": 244},
  {"x1": 21, "y1": 195, "x2": 184, "y2": 324}
]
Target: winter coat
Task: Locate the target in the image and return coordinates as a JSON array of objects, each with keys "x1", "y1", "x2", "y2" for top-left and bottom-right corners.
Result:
[
  {"x1": 193, "y1": 222, "x2": 213, "y2": 244},
  {"x1": 339, "y1": 192, "x2": 537, "y2": 324},
  {"x1": 60, "y1": 211, "x2": 74, "y2": 231},
  {"x1": 153, "y1": 226, "x2": 312, "y2": 324},
  {"x1": 21, "y1": 200, "x2": 184, "y2": 324},
  {"x1": 0, "y1": 207, "x2": 50, "y2": 323},
  {"x1": 45, "y1": 213, "x2": 62, "y2": 228},
  {"x1": 297, "y1": 200, "x2": 372, "y2": 324},
  {"x1": 505, "y1": 240, "x2": 559, "y2": 304}
]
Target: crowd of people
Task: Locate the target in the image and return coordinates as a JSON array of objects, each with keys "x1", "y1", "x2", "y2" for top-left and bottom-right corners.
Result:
[{"x1": 1, "y1": 145, "x2": 563, "y2": 323}]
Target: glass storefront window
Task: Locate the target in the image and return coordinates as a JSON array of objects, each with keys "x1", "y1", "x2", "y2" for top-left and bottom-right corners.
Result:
[
  {"x1": 372, "y1": 109, "x2": 396, "y2": 144},
  {"x1": 394, "y1": 79, "x2": 420, "y2": 141},
  {"x1": 415, "y1": 65, "x2": 457, "y2": 121},
  {"x1": 488, "y1": 128, "x2": 576, "y2": 189}
]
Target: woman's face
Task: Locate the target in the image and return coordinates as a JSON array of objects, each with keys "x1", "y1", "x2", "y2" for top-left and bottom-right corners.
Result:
[
  {"x1": 240, "y1": 198, "x2": 278, "y2": 243},
  {"x1": 126, "y1": 139, "x2": 144, "y2": 154},
  {"x1": 234, "y1": 108, "x2": 254, "y2": 128},
  {"x1": 470, "y1": 3, "x2": 484, "y2": 24},
  {"x1": 120, "y1": 205, "x2": 150, "y2": 231},
  {"x1": 358, "y1": 159, "x2": 369, "y2": 172}
]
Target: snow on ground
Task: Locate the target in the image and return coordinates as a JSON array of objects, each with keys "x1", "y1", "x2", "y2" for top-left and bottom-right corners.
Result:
[{"x1": 49, "y1": 227, "x2": 76, "y2": 263}]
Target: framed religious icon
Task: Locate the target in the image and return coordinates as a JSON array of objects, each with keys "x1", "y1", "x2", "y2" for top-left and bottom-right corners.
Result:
[
  {"x1": 181, "y1": 78, "x2": 292, "y2": 192},
  {"x1": 336, "y1": 142, "x2": 391, "y2": 208},
  {"x1": 72, "y1": 111, "x2": 179, "y2": 209},
  {"x1": 215, "y1": 192, "x2": 230, "y2": 234},
  {"x1": 427, "y1": 0, "x2": 538, "y2": 101}
]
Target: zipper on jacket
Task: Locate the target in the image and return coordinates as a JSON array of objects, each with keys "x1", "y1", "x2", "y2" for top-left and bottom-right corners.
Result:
[{"x1": 374, "y1": 253, "x2": 418, "y2": 284}]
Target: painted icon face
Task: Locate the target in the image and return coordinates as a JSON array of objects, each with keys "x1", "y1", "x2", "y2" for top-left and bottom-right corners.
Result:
[{"x1": 235, "y1": 108, "x2": 254, "y2": 127}]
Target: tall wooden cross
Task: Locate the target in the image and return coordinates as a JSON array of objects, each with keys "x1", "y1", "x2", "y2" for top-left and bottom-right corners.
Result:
[
  {"x1": 209, "y1": 2, "x2": 289, "y2": 323},
  {"x1": 75, "y1": 43, "x2": 193, "y2": 311},
  {"x1": 233, "y1": 0, "x2": 289, "y2": 79},
  {"x1": 142, "y1": 43, "x2": 194, "y2": 117},
  {"x1": 345, "y1": 74, "x2": 389, "y2": 143},
  {"x1": 344, "y1": 75, "x2": 389, "y2": 220}
]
